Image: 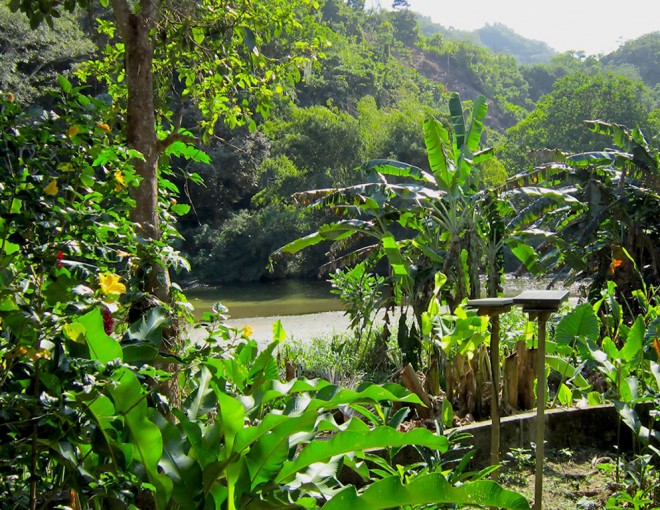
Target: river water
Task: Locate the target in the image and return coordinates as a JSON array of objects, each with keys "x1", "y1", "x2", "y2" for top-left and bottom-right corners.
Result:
[{"x1": 184, "y1": 276, "x2": 578, "y2": 320}]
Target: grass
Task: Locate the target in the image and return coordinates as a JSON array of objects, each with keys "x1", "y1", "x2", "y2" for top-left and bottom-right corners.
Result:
[{"x1": 278, "y1": 326, "x2": 401, "y2": 386}]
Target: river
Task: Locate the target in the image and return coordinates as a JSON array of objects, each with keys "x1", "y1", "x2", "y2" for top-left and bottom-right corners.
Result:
[{"x1": 184, "y1": 276, "x2": 578, "y2": 320}]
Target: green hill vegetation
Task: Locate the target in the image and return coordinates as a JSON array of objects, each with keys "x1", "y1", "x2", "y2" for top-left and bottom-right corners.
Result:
[{"x1": 1, "y1": 1, "x2": 658, "y2": 285}]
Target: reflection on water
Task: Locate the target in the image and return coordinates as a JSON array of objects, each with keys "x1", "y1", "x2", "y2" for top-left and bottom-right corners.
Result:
[
  {"x1": 185, "y1": 279, "x2": 344, "y2": 319},
  {"x1": 184, "y1": 276, "x2": 578, "y2": 320}
]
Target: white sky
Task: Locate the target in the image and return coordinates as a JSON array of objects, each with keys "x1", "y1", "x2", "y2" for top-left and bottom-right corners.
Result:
[{"x1": 371, "y1": 0, "x2": 660, "y2": 55}]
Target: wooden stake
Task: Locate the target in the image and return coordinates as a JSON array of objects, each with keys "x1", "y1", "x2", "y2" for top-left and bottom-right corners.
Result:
[
  {"x1": 534, "y1": 312, "x2": 550, "y2": 510},
  {"x1": 490, "y1": 314, "x2": 501, "y2": 479}
]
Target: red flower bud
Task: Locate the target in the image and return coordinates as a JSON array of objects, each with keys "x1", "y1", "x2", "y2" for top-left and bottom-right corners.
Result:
[
  {"x1": 102, "y1": 308, "x2": 114, "y2": 335},
  {"x1": 56, "y1": 251, "x2": 64, "y2": 268}
]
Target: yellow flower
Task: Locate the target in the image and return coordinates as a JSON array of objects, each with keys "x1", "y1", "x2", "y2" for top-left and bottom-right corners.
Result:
[
  {"x1": 67, "y1": 125, "x2": 80, "y2": 138},
  {"x1": 99, "y1": 273, "x2": 127, "y2": 296},
  {"x1": 6, "y1": 92, "x2": 15, "y2": 103},
  {"x1": 114, "y1": 171, "x2": 126, "y2": 192},
  {"x1": 242, "y1": 325, "x2": 253, "y2": 338},
  {"x1": 44, "y1": 179, "x2": 59, "y2": 196},
  {"x1": 96, "y1": 121, "x2": 111, "y2": 133}
]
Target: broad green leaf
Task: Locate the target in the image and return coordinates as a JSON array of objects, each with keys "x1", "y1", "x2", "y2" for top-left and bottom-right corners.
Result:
[
  {"x1": 110, "y1": 368, "x2": 172, "y2": 509},
  {"x1": 545, "y1": 356, "x2": 590, "y2": 390},
  {"x1": 245, "y1": 337, "x2": 280, "y2": 388},
  {"x1": 126, "y1": 306, "x2": 170, "y2": 344},
  {"x1": 619, "y1": 315, "x2": 644, "y2": 362},
  {"x1": 322, "y1": 473, "x2": 530, "y2": 510},
  {"x1": 449, "y1": 92, "x2": 466, "y2": 150},
  {"x1": 601, "y1": 337, "x2": 620, "y2": 361},
  {"x1": 423, "y1": 116, "x2": 453, "y2": 190},
  {"x1": 171, "y1": 203, "x2": 191, "y2": 216},
  {"x1": 1, "y1": 240, "x2": 20, "y2": 255},
  {"x1": 187, "y1": 366, "x2": 216, "y2": 421},
  {"x1": 381, "y1": 233, "x2": 408, "y2": 278},
  {"x1": 276, "y1": 426, "x2": 448, "y2": 483},
  {"x1": 555, "y1": 304, "x2": 599, "y2": 344},
  {"x1": 164, "y1": 140, "x2": 211, "y2": 163},
  {"x1": 366, "y1": 160, "x2": 434, "y2": 184},
  {"x1": 63, "y1": 322, "x2": 86, "y2": 343},
  {"x1": 192, "y1": 27, "x2": 205, "y2": 45},
  {"x1": 78, "y1": 308, "x2": 122, "y2": 363},
  {"x1": 215, "y1": 391, "x2": 245, "y2": 455},
  {"x1": 272, "y1": 321, "x2": 286, "y2": 344},
  {"x1": 158, "y1": 418, "x2": 203, "y2": 509},
  {"x1": 465, "y1": 95, "x2": 488, "y2": 153},
  {"x1": 616, "y1": 403, "x2": 641, "y2": 436},
  {"x1": 587, "y1": 391, "x2": 604, "y2": 405},
  {"x1": 557, "y1": 383, "x2": 573, "y2": 407},
  {"x1": 510, "y1": 243, "x2": 544, "y2": 275},
  {"x1": 246, "y1": 430, "x2": 290, "y2": 489},
  {"x1": 57, "y1": 75, "x2": 72, "y2": 93}
]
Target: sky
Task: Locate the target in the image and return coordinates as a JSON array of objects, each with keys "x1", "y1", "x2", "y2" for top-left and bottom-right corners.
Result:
[{"x1": 371, "y1": 0, "x2": 660, "y2": 55}]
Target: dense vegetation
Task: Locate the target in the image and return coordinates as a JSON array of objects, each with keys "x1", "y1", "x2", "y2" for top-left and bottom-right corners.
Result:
[
  {"x1": 1, "y1": 1, "x2": 659, "y2": 509},
  {"x1": 1, "y1": 2, "x2": 658, "y2": 285}
]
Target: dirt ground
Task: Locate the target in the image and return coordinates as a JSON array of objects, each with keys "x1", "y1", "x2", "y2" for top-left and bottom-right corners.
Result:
[{"x1": 498, "y1": 447, "x2": 656, "y2": 510}]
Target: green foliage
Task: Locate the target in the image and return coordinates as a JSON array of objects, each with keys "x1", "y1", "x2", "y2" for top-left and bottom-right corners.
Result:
[
  {"x1": 496, "y1": 121, "x2": 660, "y2": 306},
  {"x1": 0, "y1": 84, "x2": 529, "y2": 510},
  {"x1": 601, "y1": 32, "x2": 660, "y2": 90},
  {"x1": 0, "y1": 3, "x2": 95, "y2": 104},
  {"x1": 189, "y1": 203, "x2": 325, "y2": 283},
  {"x1": 0, "y1": 86, "x2": 169, "y2": 507},
  {"x1": 475, "y1": 23, "x2": 556, "y2": 65},
  {"x1": 329, "y1": 262, "x2": 386, "y2": 339},
  {"x1": 276, "y1": 93, "x2": 501, "y2": 368},
  {"x1": 500, "y1": 72, "x2": 653, "y2": 171}
]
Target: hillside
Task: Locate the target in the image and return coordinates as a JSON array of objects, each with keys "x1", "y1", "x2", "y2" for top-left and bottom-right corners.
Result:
[
  {"x1": 0, "y1": 1, "x2": 658, "y2": 284},
  {"x1": 416, "y1": 14, "x2": 556, "y2": 64}
]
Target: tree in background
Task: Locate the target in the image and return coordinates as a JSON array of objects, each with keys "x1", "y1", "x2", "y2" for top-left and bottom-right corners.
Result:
[
  {"x1": 11, "y1": 0, "x2": 323, "y2": 337},
  {"x1": 500, "y1": 72, "x2": 653, "y2": 171},
  {"x1": 0, "y1": 4, "x2": 95, "y2": 104}
]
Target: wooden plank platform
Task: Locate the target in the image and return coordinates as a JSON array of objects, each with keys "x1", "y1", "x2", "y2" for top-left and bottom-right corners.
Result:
[{"x1": 513, "y1": 290, "x2": 569, "y2": 311}]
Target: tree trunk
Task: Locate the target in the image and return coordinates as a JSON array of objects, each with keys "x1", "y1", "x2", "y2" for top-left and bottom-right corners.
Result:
[
  {"x1": 112, "y1": 0, "x2": 173, "y2": 308},
  {"x1": 111, "y1": 1, "x2": 180, "y2": 410},
  {"x1": 113, "y1": 1, "x2": 171, "y2": 297}
]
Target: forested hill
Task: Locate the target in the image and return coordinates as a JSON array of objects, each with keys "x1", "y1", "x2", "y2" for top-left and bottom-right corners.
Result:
[
  {"x1": 416, "y1": 16, "x2": 557, "y2": 64},
  {"x1": 1, "y1": 2, "x2": 659, "y2": 284}
]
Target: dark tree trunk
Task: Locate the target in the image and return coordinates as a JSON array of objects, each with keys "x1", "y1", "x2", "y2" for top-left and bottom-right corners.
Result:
[
  {"x1": 112, "y1": 0, "x2": 172, "y2": 305},
  {"x1": 111, "y1": 1, "x2": 180, "y2": 411}
]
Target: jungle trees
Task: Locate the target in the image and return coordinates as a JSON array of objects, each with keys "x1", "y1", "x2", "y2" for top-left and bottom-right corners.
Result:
[{"x1": 11, "y1": 0, "x2": 323, "y2": 315}]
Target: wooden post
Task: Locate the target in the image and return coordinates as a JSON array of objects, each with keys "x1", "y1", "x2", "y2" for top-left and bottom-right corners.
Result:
[
  {"x1": 466, "y1": 298, "x2": 513, "y2": 482},
  {"x1": 533, "y1": 311, "x2": 550, "y2": 510},
  {"x1": 513, "y1": 290, "x2": 569, "y2": 510},
  {"x1": 490, "y1": 313, "x2": 501, "y2": 476}
]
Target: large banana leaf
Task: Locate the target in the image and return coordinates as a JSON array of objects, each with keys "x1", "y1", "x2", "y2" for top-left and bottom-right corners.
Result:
[
  {"x1": 502, "y1": 163, "x2": 569, "y2": 190},
  {"x1": 364, "y1": 159, "x2": 435, "y2": 184},
  {"x1": 465, "y1": 95, "x2": 489, "y2": 155},
  {"x1": 275, "y1": 424, "x2": 449, "y2": 483},
  {"x1": 277, "y1": 220, "x2": 373, "y2": 255},
  {"x1": 449, "y1": 92, "x2": 466, "y2": 151},
  {"x1": 322, "y1": 473, "x2": 530, "y2": 510},
  {"x1": 423, "y1": 116, "x2": 454, "y2": 191}
]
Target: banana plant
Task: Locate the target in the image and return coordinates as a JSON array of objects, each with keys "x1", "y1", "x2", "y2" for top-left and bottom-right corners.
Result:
[
  {"x1": 495, "y1": 121, "x2": 659, "y2": 308},
  {"x1": 273, "y1": 93, "x2": 498, "y2": 368}
]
